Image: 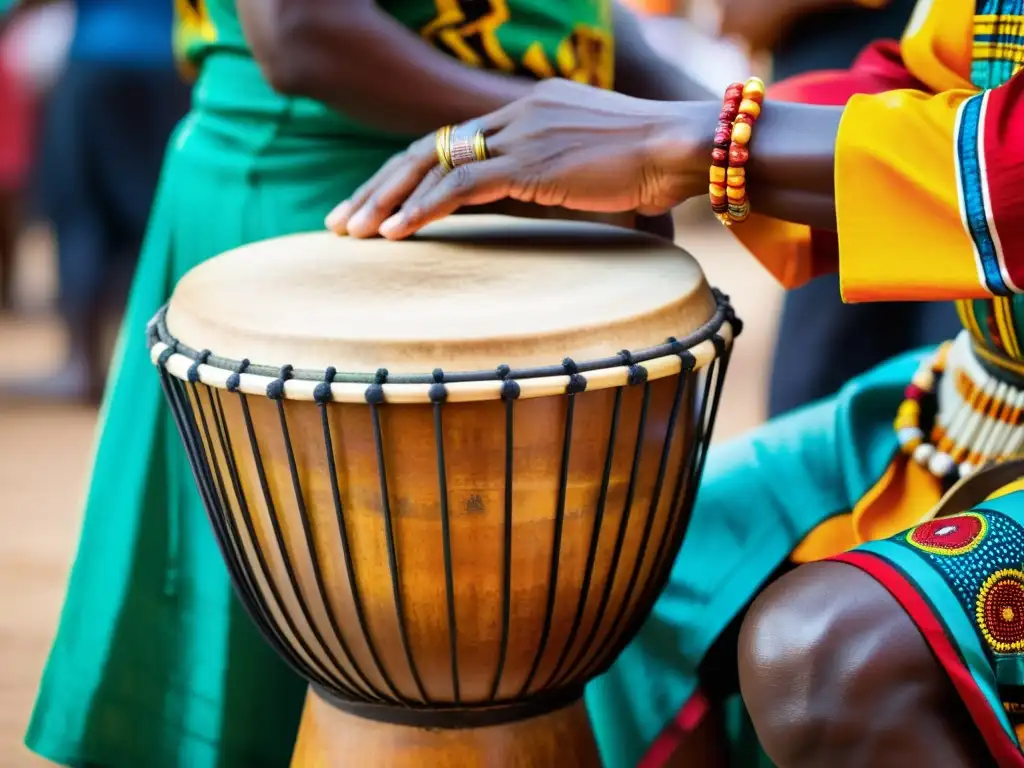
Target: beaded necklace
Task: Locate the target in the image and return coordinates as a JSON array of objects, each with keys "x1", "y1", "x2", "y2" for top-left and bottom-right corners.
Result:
[{"x1": 895, "y1": 331, "x2": 1024, "y2": 480}]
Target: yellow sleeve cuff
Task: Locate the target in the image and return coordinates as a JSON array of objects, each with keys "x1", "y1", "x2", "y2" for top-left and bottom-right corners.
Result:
[
  {"x1": 729, "y1": 216, "x2": 821, "y2": 289},
  {"x1": 835, "y1": 89, "x2": 985, "y2": 302}
]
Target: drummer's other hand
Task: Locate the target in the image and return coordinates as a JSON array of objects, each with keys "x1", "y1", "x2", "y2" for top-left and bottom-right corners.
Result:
[{"x1": 326, "y1": 80, "x2": 720, "y2": 240}]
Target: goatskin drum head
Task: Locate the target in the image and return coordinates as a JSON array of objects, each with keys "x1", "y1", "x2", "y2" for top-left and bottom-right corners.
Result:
[{"x1": 164, "y1": 215, "x2": 717, "y2": 374}]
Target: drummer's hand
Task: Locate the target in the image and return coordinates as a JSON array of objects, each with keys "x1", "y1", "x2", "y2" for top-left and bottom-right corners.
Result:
[{"x1": 325, "y1": 79, "x2": 718, "y2": 240}]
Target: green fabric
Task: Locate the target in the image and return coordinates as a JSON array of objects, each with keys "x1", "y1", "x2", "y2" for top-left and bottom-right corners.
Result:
[
  {"x1": 175, "y1": 0, "x2": 614, "y2": 141},
  {"x1": 584, "y1": 348, "x2": 924, "y2": 767},
  {"x1": 958, "y1": 296, "x2": 1024, "y2": 372},
  {"x1": 26, "y1": 1, "x2": 622, "y2": 765}
]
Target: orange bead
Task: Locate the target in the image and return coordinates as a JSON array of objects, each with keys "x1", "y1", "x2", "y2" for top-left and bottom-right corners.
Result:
[
  {"x1": 726, "y1": 174, "x2": 744, "y2": 188},
  {"x1": 738, "y1": 99, "x2": 761, "y2": 119},
  {"x1": 742, "y1": 77, "x2": 765, "y2": 104},
  {"x1": 726, "y1": 185, "x2": 745, "y2": 201},
  {"x1": 709, "y1": 166, "x2": 726, "y2": 183},
  {"x1": 726, "y1": 166, "x2": 745, "y2": 179},
  {"x1": 730, "y1": 121, "x2": 752, "y2": 145},
  {"x1": 709, "y1": 183, "x2": 726, "y2": 197}
]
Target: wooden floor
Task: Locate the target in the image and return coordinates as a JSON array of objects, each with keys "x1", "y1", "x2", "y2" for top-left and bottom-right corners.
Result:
[{"x1": 0, "y1": 206, "x2": 783, "y2": 766}]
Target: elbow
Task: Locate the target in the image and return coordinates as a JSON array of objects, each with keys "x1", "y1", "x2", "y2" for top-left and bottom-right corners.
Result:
[
  {"x1": 247, "y1": 3, "x2": 364, "y2": 98},
  {"x1": 254, "y1": 12, "x2": 320, "y2": 97}
]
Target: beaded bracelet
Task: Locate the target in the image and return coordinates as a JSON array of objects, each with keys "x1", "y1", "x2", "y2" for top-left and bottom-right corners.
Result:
[
  {"x1": 709, "y1": 82, "x2": 743, "y2": 220},
  {"x1": 709, "y1": 77, "x2": 766, "y2": 226}
]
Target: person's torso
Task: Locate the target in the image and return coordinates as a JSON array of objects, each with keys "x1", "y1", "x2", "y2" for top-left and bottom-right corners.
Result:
[
  {"x1": 71, "y1": 0, "x2": 176, "y2": 67},
  {"x1": 170, "y1": 0, "x2": 615, "y2": 195},
  {"x1": 175, "y1": 0, "x2": 614, "y2": 127}
]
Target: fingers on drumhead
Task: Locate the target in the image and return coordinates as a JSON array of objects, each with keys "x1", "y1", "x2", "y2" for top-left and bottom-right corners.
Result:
[
  {"x1": 326, "y1": 134, "x2": 439, "y2": 236},
  {"x1": 380, "y1": 158, "x2": 517, "y2": 240}
]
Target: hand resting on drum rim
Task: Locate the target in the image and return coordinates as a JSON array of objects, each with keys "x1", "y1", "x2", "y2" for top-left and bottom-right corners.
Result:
[{"x1": 325, "y1": 78, "x2": 843, "y2": 241}]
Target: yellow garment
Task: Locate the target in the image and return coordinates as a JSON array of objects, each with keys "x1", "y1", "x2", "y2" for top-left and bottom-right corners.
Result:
[
  {"x1": 791, "y1": 455, "x2": 943, "y2": 562},
  {"x1": 733, "y1": 0, "x2": 989, "y2": 301}
]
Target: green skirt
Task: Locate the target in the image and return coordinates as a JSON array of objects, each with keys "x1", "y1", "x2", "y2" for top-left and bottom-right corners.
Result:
[{"x1": 26, "y1": 56, "x2": 410, "y2": 766}]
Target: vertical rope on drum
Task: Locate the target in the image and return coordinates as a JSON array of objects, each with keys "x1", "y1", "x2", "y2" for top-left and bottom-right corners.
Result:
[
  {"x1": 582, "y1": 360, "x2": 688, "y2": 679},
  {"x1": 182, "y1": 376, "x2": 327, "y2": 684},
  {"x1": 183, "y1": 372, "x2": 317, "y2": 683},
  {"x1": 636, "y1": 357, "x2": 720, "y2": 616},
  {"x1": 268, "y1": 367, "x2": 384, "y2": 701},
  {"x1": 430, "y1": 371, "x2": 461, "y2": 704},
  {"x1": 161, "y1": 370, "x2": 315, "y2": 685},
  {"x1": 488, "y1": 371, "x2": 520, "y2": 701},
  {"x1": 318, "y1": 372, "x2": 405, "y2": 703},
  {"x1": 261, "y1": 389, "x2": 369, "y2": 698},
  {"x1": 595, "y1": 339, "x2": 733, "y2": 677},
  {"x1": 607, "y1": 349, "x2": 700, "y2": 657},
  {"x1": 369, "y1": 400, "x2": 429, "y2": 703},
  {"x1": 163, "y1": 369, "x2": 261, "y2": 635},
  {"x1": 563, "y1": 376, "x2": 652, "y2": 683},
  {"x1": 228, "y1": 387, "x2": 354, "y2": 693},
  {"x1": 545, "y1": 387, "x2": 623, "y2": 690},
  {"x1": 517, "y1": 359, "x2": 585, "y2": 697}
]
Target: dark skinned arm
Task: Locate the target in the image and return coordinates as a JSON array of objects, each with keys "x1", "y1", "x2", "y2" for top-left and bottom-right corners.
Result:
[
  {"x1": 611, "y1": 2, "x2": 716, "y2": 102},
  {"x1": 239, "y1": 0, "x2": 536, "y2": 135},
  {"x1": 743, "y1": 101, "x2": 842, "y2": 230}
]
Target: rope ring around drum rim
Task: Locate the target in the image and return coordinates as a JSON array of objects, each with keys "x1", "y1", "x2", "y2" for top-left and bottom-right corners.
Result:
[
  {"x1": 147, "y1": 291, "x2": 737, "y2": 403},
  {"x1": 147, "y1": 289, "x2": 736, "y2": 383}
]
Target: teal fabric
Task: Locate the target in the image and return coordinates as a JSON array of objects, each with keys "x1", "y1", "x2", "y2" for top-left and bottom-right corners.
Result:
[
  {"x1": 584, "y1": 348, "x2": 926, "y2": 767},
  {"x1": 860, "y1": 536, "x2": 1014, "y2": 739},
  {"x1": 858, "y1": 493, "x2": 1024, "y2": 746}
]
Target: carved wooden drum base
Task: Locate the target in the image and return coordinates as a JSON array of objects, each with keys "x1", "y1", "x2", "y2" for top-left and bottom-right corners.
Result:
[{"x1": 291, "y1": 688, "x2": 601, "y2": 768}]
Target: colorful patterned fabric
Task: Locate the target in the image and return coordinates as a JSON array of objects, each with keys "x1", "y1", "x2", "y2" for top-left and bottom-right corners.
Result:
[
  {"x1": 733, "y1": 0, "x2": 1024, "y2": 308},
  {"x1": 834, "y1": 494, "x2": 1024, "y2": 767},
  {"x1": 972, "y1": 1, "x2": 1024, "y2": 89}
]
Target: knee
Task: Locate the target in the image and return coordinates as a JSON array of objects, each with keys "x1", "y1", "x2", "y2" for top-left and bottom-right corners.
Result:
[{"x1": 737, "y1": 562, "x2": 945, "y2": 767}]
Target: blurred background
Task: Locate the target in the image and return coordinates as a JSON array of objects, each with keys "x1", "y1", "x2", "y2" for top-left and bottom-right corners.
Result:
[{"x1": 0, "y1": 0, "x2": 877, "y2": 763}]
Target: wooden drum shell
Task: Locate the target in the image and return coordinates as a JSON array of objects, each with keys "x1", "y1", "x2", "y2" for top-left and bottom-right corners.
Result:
[
  {"x1": 148, "y1": 218, "x2": 739, "y2": 765},
  {"x1": 174, "y1": 360, "x2": 702, "y2": 710}
]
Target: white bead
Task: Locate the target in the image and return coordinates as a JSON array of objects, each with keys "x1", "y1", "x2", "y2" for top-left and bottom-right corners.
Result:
[
  {"x1": 912, "y1": 369, "x2": 935, "y2": 392},
  {"x1": 928, "y1": 451, "x2": 956, "y2": 478},
  {"x1": 913, "y1": 443, "x2": 936, "y2": 465},
  {"x1": 897, "y1": 427, "x2": 924, "y2": 446},
  {"x1": 959, "y1": 462, "x2": 975, "y2": 478}
]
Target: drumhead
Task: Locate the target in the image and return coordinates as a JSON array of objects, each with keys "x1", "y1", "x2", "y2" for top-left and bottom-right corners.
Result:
[{"x1": 163, "y1": 216, "x2": 718, "y2": 376}]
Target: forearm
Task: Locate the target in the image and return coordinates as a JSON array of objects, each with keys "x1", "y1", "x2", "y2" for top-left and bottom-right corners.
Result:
[
  {"x1": 243, "y1": 2, "x2": 534, "y2": 135},
  {"x1": 679, "y1": 100, "x2": 840, "y2": 228},
  {"x1": 612, "y1": 3, "x2": 715, "y2": 101},
  {"x1": 746, "y1": 101, "x2": 842, "y2": 230}
]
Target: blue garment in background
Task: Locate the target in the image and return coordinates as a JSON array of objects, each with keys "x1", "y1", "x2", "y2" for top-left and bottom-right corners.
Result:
[{"x1": 70, "y1": 0, "x2": 175, "y2": 67}]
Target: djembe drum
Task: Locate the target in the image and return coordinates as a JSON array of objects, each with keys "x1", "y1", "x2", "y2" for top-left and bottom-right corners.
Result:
[{"x1": 147, "y1": 215, "x2": 738, "y2": 767}]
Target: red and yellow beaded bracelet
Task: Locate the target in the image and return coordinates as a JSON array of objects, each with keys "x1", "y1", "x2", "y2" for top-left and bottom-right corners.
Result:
[{"x1": 709, "y1": 77, "x2": 765, "y2": 226}]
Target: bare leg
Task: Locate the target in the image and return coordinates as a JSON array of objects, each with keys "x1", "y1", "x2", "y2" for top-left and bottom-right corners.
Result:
[{"x1": 739, "y1": 562, "x2": 994, "y2": 768}]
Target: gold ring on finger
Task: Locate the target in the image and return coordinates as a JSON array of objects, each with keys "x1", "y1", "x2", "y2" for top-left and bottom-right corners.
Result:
[
  {"x1": 435, "y1": 125, "x2": 455, "y2": 172},
  {"x1": 448, "y1": 123, "x2": 488, "y2": 168}
]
